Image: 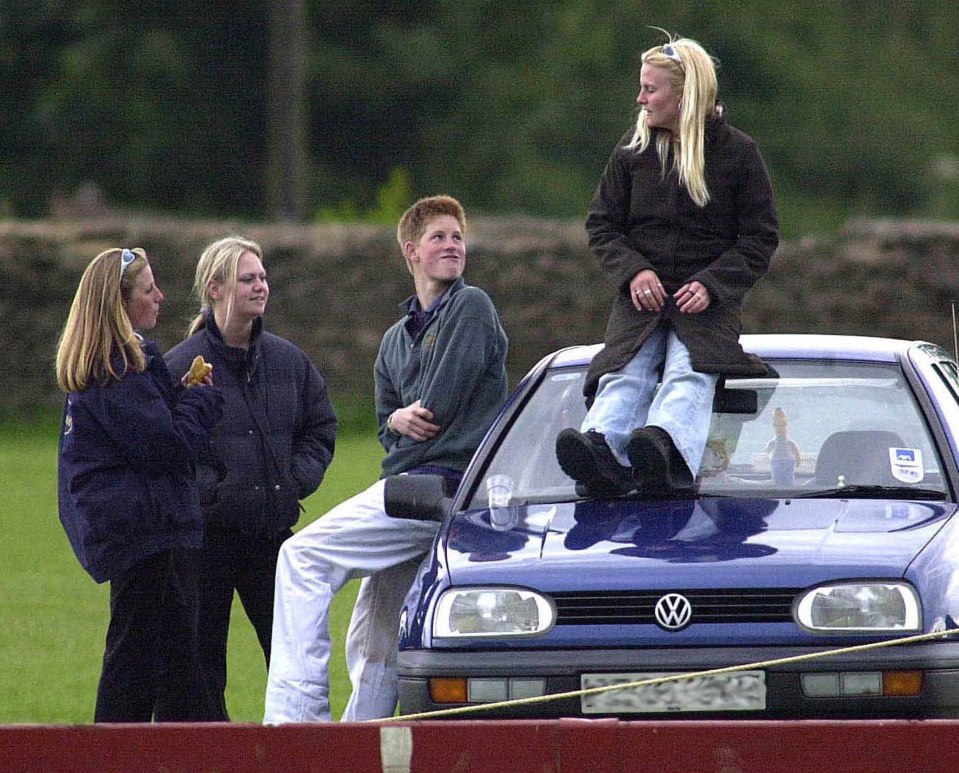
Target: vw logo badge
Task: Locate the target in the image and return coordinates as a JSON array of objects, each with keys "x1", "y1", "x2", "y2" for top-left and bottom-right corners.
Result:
[{"x1": 654, "y1": 593, "x2": 692, "y2": 631}]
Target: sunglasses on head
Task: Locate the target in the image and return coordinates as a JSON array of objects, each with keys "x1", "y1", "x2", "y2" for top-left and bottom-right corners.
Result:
[
  {"x1": 662, "y1": 44, "x2": 682, "y2": 64},
  {"x1": 119, "y1": 249, "x2": 136, "y2": 277}
]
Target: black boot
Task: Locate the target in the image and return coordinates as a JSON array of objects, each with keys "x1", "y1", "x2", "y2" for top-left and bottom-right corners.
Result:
[
  {"x1": 555, "y1": 429, "x2": 635, "y2": 496},
  {"x1": 626, "y1": 426, "x2": 695, "y2": 495}
]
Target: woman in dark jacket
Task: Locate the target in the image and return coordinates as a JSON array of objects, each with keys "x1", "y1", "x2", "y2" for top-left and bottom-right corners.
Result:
[
  {"x1": 56, "y1": 247, "x2": 224, "y2": 722},
  {"x1": 556, "y1": 33, "x2": 779, "y2": 497},
  {"x1": 165, "y1": 236, "x2": 337, "y2": 717}
]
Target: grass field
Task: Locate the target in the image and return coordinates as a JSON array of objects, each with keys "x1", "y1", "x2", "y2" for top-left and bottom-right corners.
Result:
[{"x1": 0, "y1": 417, "x2": 385, "y2": 724}]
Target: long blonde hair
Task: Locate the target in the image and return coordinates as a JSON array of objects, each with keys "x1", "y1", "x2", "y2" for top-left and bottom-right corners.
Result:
[
  {"x1": 56, "y1": 248, "x2": 148, "y2": 392},
  {"x1": 186, "y1": 236, "x2": 263, "y2": 337},
  {"x1": 627, "y1": 34, "x2": 719, "y2": 207}
]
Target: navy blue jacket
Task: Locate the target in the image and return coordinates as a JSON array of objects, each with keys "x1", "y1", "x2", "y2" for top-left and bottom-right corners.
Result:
[
  {"x1": 57, "y1": 339, "x2": 224, "y2": 583},
  {"x1": 165, "y1": 315, "x2": 337, "y2": 534}
]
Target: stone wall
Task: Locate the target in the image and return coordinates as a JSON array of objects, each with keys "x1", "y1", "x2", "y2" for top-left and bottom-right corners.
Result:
[{"x1": 2, "y1": 216, "x2": 958, "y2": 420}]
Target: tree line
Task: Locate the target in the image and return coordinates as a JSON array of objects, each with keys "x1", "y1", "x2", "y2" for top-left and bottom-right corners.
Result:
[{"x1": 2, "y1": 0, "x2": 957, "y2": 237}]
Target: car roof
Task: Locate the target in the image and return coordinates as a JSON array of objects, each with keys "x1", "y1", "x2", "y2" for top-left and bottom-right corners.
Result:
[{"x1": 547, "y1": 334, "x2": 924, "y2": 368}]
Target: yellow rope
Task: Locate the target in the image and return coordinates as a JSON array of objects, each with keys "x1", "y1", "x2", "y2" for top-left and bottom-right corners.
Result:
[{"x1": 374, "y1": 627, "x2": 958, "y2": 722}]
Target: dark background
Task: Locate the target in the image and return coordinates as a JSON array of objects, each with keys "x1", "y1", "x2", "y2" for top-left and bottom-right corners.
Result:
[
  {"x1": 3, "y1": 2, "x2": 958, "y2": 422},
  {"x1": 2, "y1": 1, "x2": 957, "y2": 238}
]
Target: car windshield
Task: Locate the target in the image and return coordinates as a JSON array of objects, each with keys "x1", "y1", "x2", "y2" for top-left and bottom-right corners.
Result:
[{"x1": 468, "y1": 359, "x2": 949, "y2": 508}]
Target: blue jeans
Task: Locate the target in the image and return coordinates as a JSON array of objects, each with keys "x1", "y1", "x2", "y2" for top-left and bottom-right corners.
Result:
[{"x1": 582, "y1": 323, "x2": 718, "y2": 475}]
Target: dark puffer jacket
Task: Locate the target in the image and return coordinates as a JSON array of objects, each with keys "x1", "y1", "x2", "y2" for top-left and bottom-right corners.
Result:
[
  {"x1": 584, "y1": 106, "x2": 779, "y2": 400},
  {"x1": 165, "y1": 315, "x2": 337, "y2": 534},
  {"x1": 57, "y1": 339, "x2": 224, "y2": 583}
]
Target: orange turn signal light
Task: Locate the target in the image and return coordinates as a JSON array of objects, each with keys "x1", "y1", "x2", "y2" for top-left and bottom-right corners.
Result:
[
  {"x1": 429, "y1": 677, "x2": 468, "y2": 704},
  {"x1": 883, "y1": 670, "x2": 924, "y2": 697}
]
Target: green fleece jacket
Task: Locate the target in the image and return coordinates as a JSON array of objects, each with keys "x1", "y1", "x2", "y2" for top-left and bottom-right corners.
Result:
[{"x1": 375, "y1": 278, "x2": 508, "y2": 477}]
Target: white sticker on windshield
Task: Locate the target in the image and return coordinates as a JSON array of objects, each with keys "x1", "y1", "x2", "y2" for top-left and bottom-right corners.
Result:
[{"x1": 889, "y1": 447, "x2": 924, "y2": 483}]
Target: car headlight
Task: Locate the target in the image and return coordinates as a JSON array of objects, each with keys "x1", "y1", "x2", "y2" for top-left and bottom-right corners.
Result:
[
  {"x1": 795, "y1": 582, "x2": 921, "y2": 632},
  {"x1": 433, "y1": 587, "x2": 556, "y2": 638}
]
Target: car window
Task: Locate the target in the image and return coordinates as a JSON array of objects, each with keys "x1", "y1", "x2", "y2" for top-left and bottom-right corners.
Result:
[
  {"x1": 934, "y1": 360, "x2": 959, "y2": 405},
  {"x1": 469, "y1": 359, "x2": 947, "y2": 508},
  {"x1": 703, "y1": 361, "x2": 943, "y2": 494}
]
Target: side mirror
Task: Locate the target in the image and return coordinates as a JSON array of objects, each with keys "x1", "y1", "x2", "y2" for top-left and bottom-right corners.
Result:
[{"x1": 384, "y1": 474, "x2": 454, "y2": 522}]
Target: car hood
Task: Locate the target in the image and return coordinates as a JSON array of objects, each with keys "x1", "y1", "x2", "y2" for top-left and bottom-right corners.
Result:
[{"x1": 443, "y1": 498, "x2": 957, "y2": 589}]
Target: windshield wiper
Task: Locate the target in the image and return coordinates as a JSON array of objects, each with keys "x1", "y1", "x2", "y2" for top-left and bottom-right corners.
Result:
[
  {"x1": 793, "y1": 484, "x2": 947, "y2": 501},
  {"x1": 559, "y1": 487, "x2": 700, "y2": 503}
]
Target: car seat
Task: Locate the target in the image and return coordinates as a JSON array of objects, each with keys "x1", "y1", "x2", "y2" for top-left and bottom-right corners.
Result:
[{"x1": 813, "y1": 430, "x2": 905, "y2": 487}]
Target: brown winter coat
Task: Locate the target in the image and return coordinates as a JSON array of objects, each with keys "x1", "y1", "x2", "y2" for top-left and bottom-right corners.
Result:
[{"x1": 584, "y1": 107, "x2": 779, "y2": 400}]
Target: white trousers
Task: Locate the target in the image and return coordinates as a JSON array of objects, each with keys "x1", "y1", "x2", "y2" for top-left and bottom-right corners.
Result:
[{"x1": 263, "y1": 479, "x2": 439, "y2": 723}]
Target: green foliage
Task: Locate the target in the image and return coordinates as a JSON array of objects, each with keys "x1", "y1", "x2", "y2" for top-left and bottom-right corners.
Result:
[
  {"x1": 1, "y1": 0, "x2": 267, "y2": 218},
  {"x1": 2, "y1": 1, "x2": 958, "y2": 232},
  {"x1": 0, "y1": 421, "x2": 384, "y2": 723},
  {"x1": 316, "y1": 166, "x2": 414, "y2": 225}
]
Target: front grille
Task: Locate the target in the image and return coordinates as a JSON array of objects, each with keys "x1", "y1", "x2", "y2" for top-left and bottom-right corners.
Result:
[{"x1": 551, "y1": 589, "x2": 798, "y2": 626}]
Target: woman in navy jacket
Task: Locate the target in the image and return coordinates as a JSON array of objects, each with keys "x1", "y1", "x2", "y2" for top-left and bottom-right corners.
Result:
[
  {"x1": 165, "y1": 236, "x2": 337, "y2": 716},
  {"x1": 56, "y1": 247, "x2": 224, "y2": 722}
]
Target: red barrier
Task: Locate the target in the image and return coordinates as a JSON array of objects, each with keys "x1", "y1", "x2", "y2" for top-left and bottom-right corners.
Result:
[{"x1": 3, "y1": 719, "x2": 959, "y2": 773}]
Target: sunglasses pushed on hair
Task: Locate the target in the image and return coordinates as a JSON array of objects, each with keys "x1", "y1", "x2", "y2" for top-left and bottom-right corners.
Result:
[
  {"x1": 119, "y1": 249, "x2": 136, "y2": 277},
  {"x1": 662, "y1": 44, "x2": 682, "y2": 64}
]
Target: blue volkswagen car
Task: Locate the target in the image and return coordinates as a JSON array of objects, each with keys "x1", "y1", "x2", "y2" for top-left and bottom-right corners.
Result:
[{"x1": 388, "y1": 335, "x2": 959, "y2": 718}]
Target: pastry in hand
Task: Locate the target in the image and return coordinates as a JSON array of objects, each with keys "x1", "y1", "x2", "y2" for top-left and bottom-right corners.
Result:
[{"x1": 186, "y1": 355, "x2": 213, "y2": 386}]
